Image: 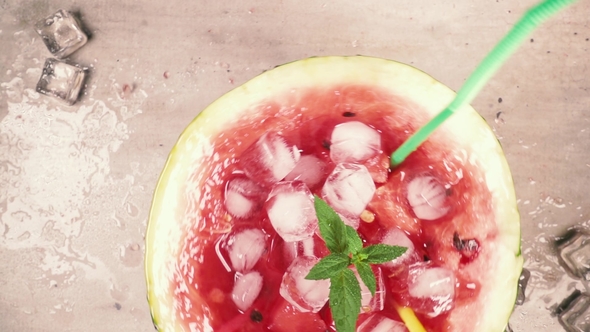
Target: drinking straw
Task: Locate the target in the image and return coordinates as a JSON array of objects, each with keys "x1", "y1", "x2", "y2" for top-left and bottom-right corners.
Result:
[
  {"x1": 395, "y1": 304, "x2": 427, "y2": 332},
  {"x1": 390, "y1": 0, "x2": 579, "y2": 167}
]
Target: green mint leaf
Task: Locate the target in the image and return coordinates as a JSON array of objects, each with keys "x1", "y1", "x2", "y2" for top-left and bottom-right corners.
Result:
[
  {"x1": 330, "y1": 269, "x2": 361, "y2": 332},
  {"x1": 354, "y1": 261, "x2": 376, "y2": 296},
  {"x1": 306, "y1": 253, "x2": 350, "y2": 280},
  {"x1": 345, "y1": 225, "x2": 363, "y2": 254},
  {"x1": 360, "y1": 244, "x2": 408, "y2": 264},
  {"x1": 314, "y1": 195, "x2": 347, "y2": 253}
]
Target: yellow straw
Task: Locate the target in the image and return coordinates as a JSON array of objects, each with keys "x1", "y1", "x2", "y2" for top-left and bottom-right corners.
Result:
[{"x1": 395, "y1": 305, "x2": 427, "y2": 332}]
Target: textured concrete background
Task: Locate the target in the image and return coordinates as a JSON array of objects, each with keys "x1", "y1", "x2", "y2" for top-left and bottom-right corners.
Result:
[{"x1": 0, "y1": 0, "x2": 589, "y2": 331}]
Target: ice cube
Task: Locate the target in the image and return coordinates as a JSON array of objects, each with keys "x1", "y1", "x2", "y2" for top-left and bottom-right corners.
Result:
[
  {"x1": 406, "y1": 176, "x2": 450, "y2": 220},
  {"x1": 355, "y1": 267, "x2": 385, "y2": 313},
  {"x1": 227, "y1": 228, "x2": 267, "y2": 272},
  {"x1": 558, "y1": 291, "x2": 590, "y2": 332},
  {"x1": 339, "y1": 213, "x2": 360, "y2": 230},
  {"x1": 515, "y1": 268, "x2": 530, "y2": 305},
  {"x1": 330, "y1": 121, "x2": 381, "y2": 164},
  {"x1": 224, "y1": 175, "x2": 266, "y2": 219},
  {"x1": 266, "y1": 181, "x2": 318, "y2": 242},
  {"x1": 284, "y1": 155, "x2": 327, "y2": 189},
  {"x1": 283, "y1": 236, "x2": 330, "y2": 268},
  {"x1": 34, "y1": 9, "x2": 88, "y2": 58},
  {"x1": 280, "y1": 256, "x2": 330, "y2": 313},
  {"x1": 557, "y1": 229, "x2": 590, "y2": 280},
  {"x1": 283, "y1": 241, "x2": 300, "y2": 265},
  {"x1": 357, "y1": 314, "x2": 408, "y2": 332},
  {"x1": 322, "y1": 163, "x2": 376, "y2": 217},
  {"x1": 381, "y1": 228, "x2": 416, "y2": 267},
  {"x1": 36, "y1": 58, "x2": 86, "y2": 105},
  {"x1": 407, "y1": 264, "x2": 455, "y2": 317},
  {"x1": 239, "y1": 132, "x2": 301, "y2": 186},
  {"x1": 231, "y1": 271, "x2": 263, "y2": 312}
]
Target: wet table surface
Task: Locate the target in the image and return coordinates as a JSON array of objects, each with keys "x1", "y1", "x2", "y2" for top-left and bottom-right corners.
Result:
[{"x1": 1, "y1": 0, "x2": 589, "y2": 331}]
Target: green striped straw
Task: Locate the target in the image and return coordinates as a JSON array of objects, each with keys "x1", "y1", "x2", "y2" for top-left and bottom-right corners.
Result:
[{"x1": 390, "y1": 0, "x2": 579, "y2": 167}]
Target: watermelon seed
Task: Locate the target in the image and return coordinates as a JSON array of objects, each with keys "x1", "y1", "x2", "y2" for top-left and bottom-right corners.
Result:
[
  {"x1": 342, "y1": 111, "x2": 356, "y2": 117},
  {"x1": 322, "y1": 140, "x2": 331, "y2": 150},
  {"x1": 250, "y1": 309, "x2": 263, "y2": 323},
  {"x1": 423, "y1": 255, "x2": 430, "y2": 262},
  {"x1": 453, "y1": 232, "x2": 480, "y2": 263}
]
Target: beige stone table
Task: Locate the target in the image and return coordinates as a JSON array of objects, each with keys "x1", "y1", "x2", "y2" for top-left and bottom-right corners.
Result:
[{"x1": 0, "y1": 0, "x2": 589, "y2": 331}]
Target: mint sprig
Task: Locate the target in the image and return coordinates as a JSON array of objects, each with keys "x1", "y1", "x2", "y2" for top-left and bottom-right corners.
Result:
[{"x1": 307, "y1": 196, "x2": 407, "y2": 332}]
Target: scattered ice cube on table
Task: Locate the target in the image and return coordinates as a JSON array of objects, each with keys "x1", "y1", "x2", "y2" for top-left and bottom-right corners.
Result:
[
  {"x1": 558, "y1": 291, "x2": 590, "y2": 332},
  {"x1": 357, "y1": 314, "x2": 408, "y2": 332},
  {"x1": 231, "y1": 271, "x2": 263, "y2": 312},
  {"x1": 321, "y1": 163, "x2": 376, "y2": 217},
  {"x1": 266, "y1": 181, "x2": 318, "y2": 242},
  {"x1": 355, "y1": 267, "x2": 385, "y2": 313},
  {"x1": 280, "y1": 256, "x2": 330, "y2": 313},
  {"x1": 407, "y1": 263, "x2": 455, "y2": 317},
  {"x1": 227, "y1": 228, "x2": 267, "y2": 272},
  {"x1": 330, "y1": 121, "x2": 381, "y2": 164},
  {"x1": 34, "y1": 9, "x2": 88, "y2": 58},
  {"x1": 36, "y1": 58, "x2": 85, "y2": 105},
  {"x1": 406, "y1": 176, "x2": 449, "y2": 220},
  {"x1": 239, "y1": 132, "x2": 300, "y2": 186},
  {"x1": 284, "y1": 155, "x2": 327, "y2": 189},
  {"x1": 515, "y1": 268, "x2": 530, "y2": 305},
  {"x1": 224, "y1": 175, "x2": 266, "y2": 219},
  {"x1": 380, "y1": 228, "x2": 416, "y2": 267},
  {"x1": 557, "y1": 229, "x2": 590, "y2": 280}
]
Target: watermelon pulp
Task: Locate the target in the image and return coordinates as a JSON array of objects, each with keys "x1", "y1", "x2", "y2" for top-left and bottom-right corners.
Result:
[{"x1": 145, "y1": 56, "x2": 523, "y2": 332}]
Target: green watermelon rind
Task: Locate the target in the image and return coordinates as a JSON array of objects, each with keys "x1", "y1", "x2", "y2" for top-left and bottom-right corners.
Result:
[{"x1": 144, "y1": 56, "x2": 523, "y2": 332}]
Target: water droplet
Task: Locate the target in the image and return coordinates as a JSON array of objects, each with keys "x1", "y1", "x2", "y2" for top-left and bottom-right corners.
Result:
[{"x1": 125, "y1": 202, "x2": 138, "y2": 217}]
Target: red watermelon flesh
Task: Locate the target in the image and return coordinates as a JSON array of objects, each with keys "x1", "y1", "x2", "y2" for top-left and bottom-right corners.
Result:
[{"x1": 171, "y1": 85, "x2": 501, "y2": 331}]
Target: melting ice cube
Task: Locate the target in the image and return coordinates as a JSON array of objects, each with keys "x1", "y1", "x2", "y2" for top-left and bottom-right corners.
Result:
[
  {"x1": 36, "y1": 58, "x2": 86, "y2": 105},
  {"x1": 380, "y1": 228, "x2": 416, "y2": 267},
  {"x1": 515, "y1": 268, "x2": 530, "y2": 305},
  {"x1": 284, "y1": 155, "x2": 327, "y2": 189},
  {"x1": 283, "y1": 236, "x2": 330, "y2": 268},
  {"x1": 227, "y1": 228, "x2": 267, "y2": 272},
  {"x1": 34, "y1": 9, "x2": 88, "y2": 58},
  {"x1": 231, "y1": 271, "x2": 263, "y2": 312},
  {"x1": 224, "y1": 175, "x2": 266, "y2": 219},
  {"x1": 338, "y1": 213, "x2": 360, "y2": 230},
  {"x1": 557, "y1": 229, "x2": 590, "y2": 280},
  {"x1": 239, "y1": 132, "x2": 300, "y2": 186},
  {"x1": 557, "y1": 290, "x2": 590, "y2": 332},
  {"x1": 266, "y1": 181, "x2": 318, "y2": 242},
  {"x1": 280, "y1": 256, "x2": 330, "y2": 313},
  {"x1": 330, "y1": 121, "x2": 381, "y2": 164},
  {"x1": 406, "y1": 176, "x2": 449, "y2": 220},
  {"x1": 407, "y1": 263, "x2": 455, "y2": 317},
  {"x1": 357, "y1": 314, "x2": 408, "y2": 332},
  {"x1": 322, "y1": 163, "x2": 376, "y2": 217},
  {"x1": 355, "y1": 267, "x2": 385, "y2": 313}
]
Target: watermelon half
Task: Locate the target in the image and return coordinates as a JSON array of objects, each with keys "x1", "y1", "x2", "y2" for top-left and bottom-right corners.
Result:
[{"x1": 145, "y1": 56, "x2": 523, "y2": 332}]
